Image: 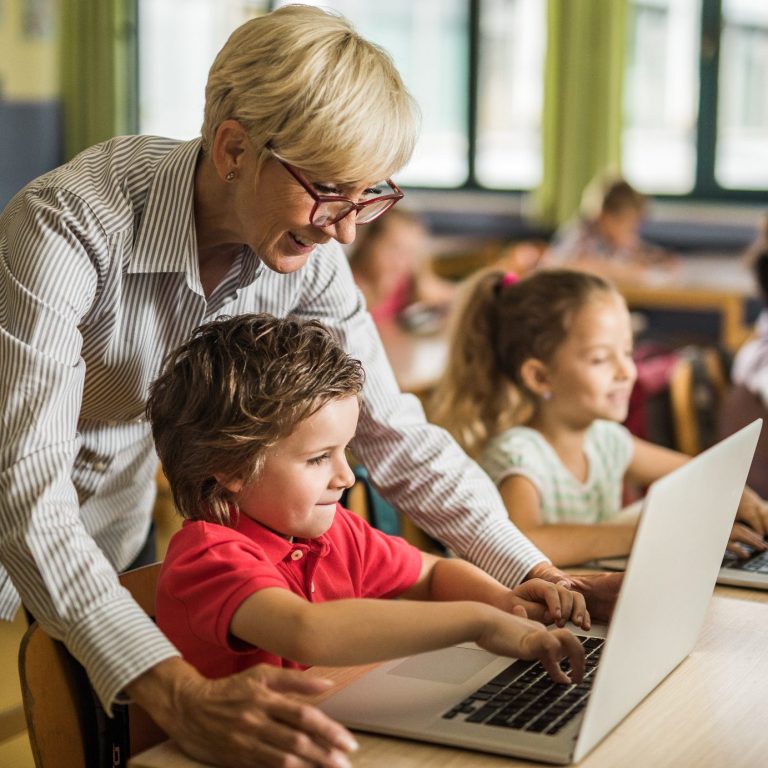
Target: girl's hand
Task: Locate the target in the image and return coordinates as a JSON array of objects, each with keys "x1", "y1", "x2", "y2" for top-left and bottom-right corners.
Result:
[
  {"x1": 503, "y1": 578, "x2": 590, "y2": 630},
  {"x1": 476, "y1": 614, "x2": 585, "y2": 685},
  {"x1": 735, "y1": 487, "x2": 768, "y2": 538},
  {"x1": 727, "y1": 522, "x2": 767, "y2": 559}
]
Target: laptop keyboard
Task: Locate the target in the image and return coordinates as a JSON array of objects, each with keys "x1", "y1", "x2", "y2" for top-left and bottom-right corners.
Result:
[
  {"x1": 722, "y1": 541, "x2": 768, "y2": 574},
  {"x1": 442, "y1": 636, "x2": 604, "y2": 735}
]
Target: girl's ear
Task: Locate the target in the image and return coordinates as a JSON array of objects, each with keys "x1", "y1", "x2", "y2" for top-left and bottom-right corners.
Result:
[
  {"x1": 213, "y1": 472, "x2": 243, "y2": 494},
  {"x1": 520, "y1": 358, "x2": 552, "y2": 399}
]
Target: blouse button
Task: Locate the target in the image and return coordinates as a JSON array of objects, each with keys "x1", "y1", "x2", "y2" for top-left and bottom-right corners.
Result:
[{"x1": 291, "y1": 550, "x2": 303, "y2": 561}]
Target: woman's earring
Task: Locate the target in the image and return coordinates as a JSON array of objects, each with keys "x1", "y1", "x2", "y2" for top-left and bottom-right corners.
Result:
[
  {"x1": 541, "y1": 391, "x2": 552, "y2": 401},
  {"x1": 225, "y1": 171, "x2": 237, "y2": 182}
]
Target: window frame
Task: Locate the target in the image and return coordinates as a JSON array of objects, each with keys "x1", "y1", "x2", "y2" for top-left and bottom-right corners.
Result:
[
  {"x1": 136, "y1": 0, "x2": 766, "y2": 202},
  {"x1": 640, "y1": 0, "x2": 767, "y2": 203}
]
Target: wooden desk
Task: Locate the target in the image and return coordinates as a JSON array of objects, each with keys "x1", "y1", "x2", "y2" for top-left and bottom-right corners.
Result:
[
  {"x1": 129, "y1": 586, "x2": 768, "y2": 768},
  {"x1": 616, "y1": 254, "x2": 756, "y2": 352}
]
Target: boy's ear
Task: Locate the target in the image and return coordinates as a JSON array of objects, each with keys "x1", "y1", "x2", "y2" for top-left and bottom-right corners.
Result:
[
  {"x1": 520, "y1": 358, "x2": 552, "y2": 398},
  {"x1": 213, "y1": 472, "x2": 243, "y2": 494}
]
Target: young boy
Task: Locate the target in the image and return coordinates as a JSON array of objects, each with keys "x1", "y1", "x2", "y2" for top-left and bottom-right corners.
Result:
[{"x1": 149, "y1": 314, "x2": 587, "y2": 683}]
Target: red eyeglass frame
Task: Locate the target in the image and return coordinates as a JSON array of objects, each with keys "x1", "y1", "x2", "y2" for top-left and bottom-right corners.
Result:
[{"x1": 271, "y1": 153, "x2": 404, "y2": 226}]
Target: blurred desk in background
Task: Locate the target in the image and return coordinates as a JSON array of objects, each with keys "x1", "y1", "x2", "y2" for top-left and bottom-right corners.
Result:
[
  {"x1": 376, "y1": 317, "x2": 450, "y2": 399},
  {"x1": 616, "y1": 254, "x2": 757, "y2": 352}
]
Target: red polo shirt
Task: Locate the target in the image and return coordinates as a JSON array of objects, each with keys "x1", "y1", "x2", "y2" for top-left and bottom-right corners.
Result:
[{"x1": 156, "y1": 504, "x2": 424, "y2": 678}]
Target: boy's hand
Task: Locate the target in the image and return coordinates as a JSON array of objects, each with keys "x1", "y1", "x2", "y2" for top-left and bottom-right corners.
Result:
[
  {"x1": 502, "y1": 578, "x2": 590, "y2": 630},
  {"x1": 477, "y1": 614, "x2": 585, "y2": 685},
  {"x1": 528, "y1": 563, "x2": 623, "y2": 624}
]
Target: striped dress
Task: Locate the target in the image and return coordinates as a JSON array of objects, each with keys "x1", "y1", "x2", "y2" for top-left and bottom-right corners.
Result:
[
  {"x1": 481, "y1": 421, "x2": 635, "y2": 523},
  {"x1": 0, "y1": 135, "x2": 545, "y2": 712}
]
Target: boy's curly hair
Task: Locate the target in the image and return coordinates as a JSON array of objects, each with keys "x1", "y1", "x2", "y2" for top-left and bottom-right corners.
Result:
[{"x1": 147, "y1": 314, "x2": 365, "y2": 526}]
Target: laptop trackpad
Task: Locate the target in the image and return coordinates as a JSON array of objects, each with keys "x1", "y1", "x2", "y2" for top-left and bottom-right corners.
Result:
[{"x1": 387, "y1": 646, "x2": 499, "y2": 684}]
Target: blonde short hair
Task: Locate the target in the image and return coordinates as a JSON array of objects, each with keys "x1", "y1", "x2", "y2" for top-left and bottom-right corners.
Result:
[{"x1": 202, "y1": 4, "x2": 420, "y2": 184}]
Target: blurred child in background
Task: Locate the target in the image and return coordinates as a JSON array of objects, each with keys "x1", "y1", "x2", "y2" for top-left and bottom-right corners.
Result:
[
  {"x1": 548, "y1": 172, "x2": 676, "y2": 282},
  {"x1": 733, "y1": 212, "x2": 768, "y2": 406},
  {"x1": 349, "y1": 208, "x2": 455, "y2": 327},
  {"x1": 429, "y1": 268, "x2": 767, "y2": 567}
]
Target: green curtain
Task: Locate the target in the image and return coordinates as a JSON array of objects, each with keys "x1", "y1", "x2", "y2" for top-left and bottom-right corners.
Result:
[
  {"x1": 60, "y1": 0, "x2": 138, "y2": 161},
  {"x1": 535, "y1": 0, "x2": 629, "y2": 227}
]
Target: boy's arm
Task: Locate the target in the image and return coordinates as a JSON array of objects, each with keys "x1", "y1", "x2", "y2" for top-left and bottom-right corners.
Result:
[
  {"x1": 403, "y1": 551, "x2": 590, "y2": 629},
  {"x1": 229, "y1": 587, "x2": 584, "y2": 684},
  {"x1": 499, "y1": 475, "x2": 635, "y2": 568}
]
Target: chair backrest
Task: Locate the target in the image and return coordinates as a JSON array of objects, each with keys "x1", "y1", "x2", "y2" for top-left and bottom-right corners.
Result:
[
  {"x1": 669, "y1": 346, "x2": 729, "y2": 455},
  {"x1": 18, "y1": 562, "x2": 165, "y2": 768}
]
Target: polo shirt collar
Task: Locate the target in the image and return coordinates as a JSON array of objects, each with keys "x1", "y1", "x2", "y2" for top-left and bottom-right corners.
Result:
[
  {"x1": 130, "y1": 138, "x2": 202, "y2": 276},
  {"x1": 235, "y1": 513, "x2": 332, "y2": 563}
]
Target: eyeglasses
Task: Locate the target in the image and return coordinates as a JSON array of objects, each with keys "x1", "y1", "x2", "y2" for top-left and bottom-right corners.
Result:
[{"x1": 271, "y1": 153, "x2": 404, "y2": 227}]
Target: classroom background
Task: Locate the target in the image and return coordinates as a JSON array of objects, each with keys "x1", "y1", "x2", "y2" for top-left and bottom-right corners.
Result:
[{"x1": 2, "y1": 0, "x2": 767, "y2": 765}]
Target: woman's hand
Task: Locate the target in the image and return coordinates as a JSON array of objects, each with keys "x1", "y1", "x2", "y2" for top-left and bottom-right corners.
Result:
[{"x1": 127, "y1": 658, "x2": 358, "y2": 768}]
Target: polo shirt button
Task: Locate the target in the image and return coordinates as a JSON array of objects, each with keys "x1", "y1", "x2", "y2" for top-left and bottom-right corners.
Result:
[{"x1": 291, "y1": 550, "x2": 303, "y2": 560}]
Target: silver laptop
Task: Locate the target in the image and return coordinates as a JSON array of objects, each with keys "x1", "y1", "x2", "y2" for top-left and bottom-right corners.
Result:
[
  {"x1": 596, "y1": 539, "x2": 768, "y2": 590},
  {"x1": 594, "y1": 454, "x2": 768, "y2": 590},
  {"x1": 319, "y1": 420, "x2": 761, "y2": 765}
]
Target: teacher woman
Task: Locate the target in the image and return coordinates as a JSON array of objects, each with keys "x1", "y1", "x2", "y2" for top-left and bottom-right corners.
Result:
[{"x1": 0, "y1": 5, "x2": 614, "y2": 767}]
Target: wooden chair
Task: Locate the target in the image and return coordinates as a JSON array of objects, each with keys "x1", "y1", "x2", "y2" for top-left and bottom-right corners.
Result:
[
  {"x1": 18, "y1": 563, "x2": 166, "y2": 768},
  {"x1": 668, "y1": 346, "x2": 729, "y2": 455}
]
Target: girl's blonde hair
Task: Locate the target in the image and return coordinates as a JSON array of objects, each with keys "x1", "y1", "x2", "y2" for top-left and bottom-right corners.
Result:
[
  {"x1": 202, "y1": 4, "x2": 420, "y2": 184},
  {"x1": 430, "y1": 268, "x2": 616, "y2": 457}
]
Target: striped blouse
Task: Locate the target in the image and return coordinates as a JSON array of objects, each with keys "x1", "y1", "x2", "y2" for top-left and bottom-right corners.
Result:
[{"x1": 0, "y1": 135, "x2": 545, "y2": 712}]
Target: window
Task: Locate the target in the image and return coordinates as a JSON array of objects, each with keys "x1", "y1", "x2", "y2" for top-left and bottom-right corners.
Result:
[
  {"x1": 624, "y1": 0, "x2": 768, "y2": 198},
  {"x1": 623, "y1": 0, "x2": 701, "y2": 194},
  {"x1": 475, "y1": 0, "x2": 546, "y2": 189},
  {"x1": 139, "y1": 0, "x2": 546, "y2": 190},
  {"x1": 716, "y1": 0, "x2": 768, "y2": 190},
  {"x1": 138, "y1": 0, "x2": 264, "y2": 140},
  {"x1": 139, "y1": 1, "x2": 765, "y2": 199}
]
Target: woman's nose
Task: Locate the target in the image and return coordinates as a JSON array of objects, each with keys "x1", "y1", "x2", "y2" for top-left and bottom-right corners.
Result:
[{"x1": 323, "y1": 214, "x2": 357, "y2": 245}]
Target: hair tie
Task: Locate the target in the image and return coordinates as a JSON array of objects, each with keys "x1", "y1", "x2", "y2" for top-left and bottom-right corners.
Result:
[{"x1": 500, "y1": 271, "x2": 519, "y2": 288}]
